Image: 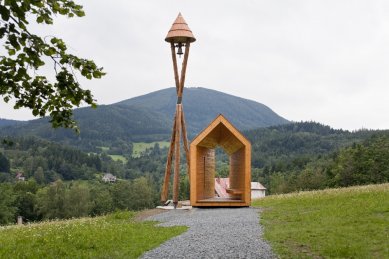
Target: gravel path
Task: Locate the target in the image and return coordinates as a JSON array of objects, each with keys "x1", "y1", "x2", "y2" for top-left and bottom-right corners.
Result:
[{"x1": 141, "y1": 207, "x2": 276, "y2": 259}]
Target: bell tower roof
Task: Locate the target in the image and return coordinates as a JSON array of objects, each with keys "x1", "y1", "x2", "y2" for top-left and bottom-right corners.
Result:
[{"x1": 165, "y1": 13, "x2": 196, "y2": 43}]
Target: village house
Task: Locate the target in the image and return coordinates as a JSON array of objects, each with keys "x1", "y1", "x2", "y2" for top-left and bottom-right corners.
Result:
[
  {"x1": 15, "y1": 173, "x2": 25, "y2": 181},
  {"x1": 102, "y1": 173, "x2": 116, "y2": 183},
  {"x1": 250, "y1": 182, "x2": 266, "y2": 199},
  {"x1": 215, "y1": 178, "x2": 267, "y2": 200}
]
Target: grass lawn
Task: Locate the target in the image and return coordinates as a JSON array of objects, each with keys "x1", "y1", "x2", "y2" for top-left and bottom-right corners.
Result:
[
  {"x1": 252, "y1": 183, "x2": 389, "y2": 258},
  {"x1": 132, "y1": 142, "x2": 170, "y2": 158},
  {"x1": 0, "y1": 211, "x2": 186, "y2": 258},
  {"x1": 109, "y1": 154, "x2": 128, "y2": 163}
]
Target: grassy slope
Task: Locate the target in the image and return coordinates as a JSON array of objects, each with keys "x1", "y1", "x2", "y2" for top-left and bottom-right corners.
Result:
[
  {"x1": 0, "y1": 211, "x2": 186, "y2": 259},
  {"x1": 252, "y1": 183, "x2": 389, "y2": 258},
  {"x1": 132, "y1": 141, "x2": 170, "y2": 158},
  {"x1": 109, "y1": 154, "x2": 128, "y2": 163}
]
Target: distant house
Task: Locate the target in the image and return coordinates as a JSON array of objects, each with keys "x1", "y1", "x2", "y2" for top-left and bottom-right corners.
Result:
[
  {"x1": 214, "y1": 178, "x2": 266, "y2": 200},
  {"x1": 15, "y1": 173, "x2": 25, "y2": 181},
  {"x1": 102, "y1": 173, "x2": 116, "y2": 183},
  {"x1": 251, "y1": 182, "x2": 266, "y2": 199}
]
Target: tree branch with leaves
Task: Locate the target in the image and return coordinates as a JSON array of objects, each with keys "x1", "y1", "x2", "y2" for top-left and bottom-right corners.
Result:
[{"x1": 0, "y1": 0, "x2": 105, "y2": 131}]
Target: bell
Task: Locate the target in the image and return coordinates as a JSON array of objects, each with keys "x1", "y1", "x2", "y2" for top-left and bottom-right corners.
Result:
[{"x1": 176, "y1": 43, "x2": 184, "y2": 57}]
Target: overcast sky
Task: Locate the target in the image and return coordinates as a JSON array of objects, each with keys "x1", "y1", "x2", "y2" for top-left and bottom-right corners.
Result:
[{"x1": 1, "y1": 0, "x2": 389, "y2": 130}]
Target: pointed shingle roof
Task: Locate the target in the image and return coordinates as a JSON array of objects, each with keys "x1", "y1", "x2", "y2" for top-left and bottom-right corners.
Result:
[{"x1": 165, "y1": 13, "x2": 196, "y2": 43}]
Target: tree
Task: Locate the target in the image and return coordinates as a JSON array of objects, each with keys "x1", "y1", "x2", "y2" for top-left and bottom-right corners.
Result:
[
  {"x1": 36, "y1": 180, "x2": 66, "y2": 219},
  {"x1": 64, "y1": 183, "x2": 91, "y2": 218},
  {"x1": 33, "y1": 166, "x2": 45, "y2": 184},
  {"x1": 129, "y1": 177, "x2": 154, "y2": 210},
  {"x1": 90, "y1": 185, "x2": 113, "y2": 216},
  {"x1": 0, "y1": 183, "x2": 16, "y2": 224},
  {"x1": 0, "y1": 152, "x2": 10, "y2": 172},
  {"x1": 0, "y1": 1, "x2": 105, "y2": 130},
  {"x1": 111, "y1": 181, "x2": 132, "y2": 210},
  {"x1": 13, "y1": 179, "x2": 39, "y2": 222}
]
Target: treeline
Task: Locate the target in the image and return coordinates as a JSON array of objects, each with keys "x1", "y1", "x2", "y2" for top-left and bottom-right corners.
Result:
[
  {"x1": 0, "y1": 177, "x2": 158, "y2": 225},
  {"x1": 0, "y1": 137, "x2": 101, "y2": 183},
  {"x1": 251, "y1": 131, "x2": 389, "y2": 194},
  {"x1": 1, "y1": 121, "x2": 388, "y2": 225},
  {"x1": 246, "y1": 121, "x2": 375, "y2": 170},
  {"x1": 0, "y1": 136, "x2": 191, "y2": 225}
]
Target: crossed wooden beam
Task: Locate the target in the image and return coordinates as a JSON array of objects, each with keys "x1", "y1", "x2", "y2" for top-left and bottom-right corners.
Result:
[{"x1": 160, "y1": 40, "x2": 191, "y2": 207}]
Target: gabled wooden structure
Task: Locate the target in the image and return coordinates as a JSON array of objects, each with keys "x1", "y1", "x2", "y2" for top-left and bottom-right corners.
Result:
[{"x1": 190, "y1": 115, "x2": 251, "y2": 207}]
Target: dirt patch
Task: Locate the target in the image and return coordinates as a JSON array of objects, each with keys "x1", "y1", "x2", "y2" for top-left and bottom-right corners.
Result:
[{"x1": 134, "y1": 209, "x2": 168, "y2": 222}]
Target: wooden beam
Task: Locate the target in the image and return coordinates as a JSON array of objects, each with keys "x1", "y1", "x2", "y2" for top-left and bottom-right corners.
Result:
[
  {"x1": 178, "y1": 41, "x2": 190, "y2": 97},
  {"x1": 173, "y1": 104, "x2": 182, "y2": 207},
  {"x1": 170, "y1": 42, "x2": 180, "y2": 93},
  {"x1": 181, "y1": 109, "x2": 190, "y2": 176},
  {"x1": 160, "y1": 112, "x2": 177, "y2": 203}
]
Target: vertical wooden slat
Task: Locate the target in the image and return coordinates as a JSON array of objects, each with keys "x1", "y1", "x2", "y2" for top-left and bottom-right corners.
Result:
[
  {"x1": 181, "y1": 109, "x2": 190, "y2": 176},
  {"x1": 178, "y1": 41, "x2": 191, "y2": 97},
  {"x1": 160, "y1": 112, "x2": 177, "y2": 203},
  {"x1": 170, "y1": 43, "x2": 180, "y2": 93},
  {"x1": 173, "y1": 104, "x2": 182, "y2": 207}
]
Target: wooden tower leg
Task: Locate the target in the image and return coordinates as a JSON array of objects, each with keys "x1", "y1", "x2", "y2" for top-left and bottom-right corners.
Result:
[
  {"x1": 161, "y1": 112, "x2": 177, "y2": 203},
  {"x1": 173, "y1": 104, "x2": 182, "y2": 208},
  {"x1": 178, "y1": 41, "x2": 191, "y2": 95},
  {"x1": 170, "y1": 42, "x2": 180, "y2": 92},
  {"x1": 181, "y1": 109, "x2": 190, "y2": 176}
]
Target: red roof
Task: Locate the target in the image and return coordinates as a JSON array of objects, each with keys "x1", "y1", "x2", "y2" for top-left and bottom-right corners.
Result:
[{"x1": 215, "y1": 178, "x2": 230, "y2": 198}]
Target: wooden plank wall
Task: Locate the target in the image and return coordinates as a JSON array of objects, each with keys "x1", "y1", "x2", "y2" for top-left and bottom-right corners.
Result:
[
  {"x1": 195, "y1": 147, "x2": 215, "y2": 200},
  {"x1": 230, "y1": 147, "x2": 245, "y2": 199}
]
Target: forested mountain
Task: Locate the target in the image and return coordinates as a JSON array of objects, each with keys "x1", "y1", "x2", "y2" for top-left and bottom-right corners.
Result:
[
  {"x1": 118, "y1": 87, "x2": 288, "y2": 134},
  {"x1": 245, "y1": 122, "x2": 375, "y2": 169},
  {"x1": 0, "y1": 105, "x2": 171, "y2": 150},
  {"x1": 0, "y1": 87, "x2": 288, "y2": 150},
  {"x1": 0, "y1": 119, "x2": 24, "y2": 128}
]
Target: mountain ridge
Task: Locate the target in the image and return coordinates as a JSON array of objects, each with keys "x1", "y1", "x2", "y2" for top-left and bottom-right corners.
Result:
[
  {"x1": 0, "y1": 87, "x2": 289, "y2": 149},
  {"x1": 117, "y1": 87, "x2": 288, "y2": 133}
]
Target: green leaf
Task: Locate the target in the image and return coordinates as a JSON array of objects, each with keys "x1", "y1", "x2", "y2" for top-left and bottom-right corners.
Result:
[
  {"x1": 0, "y1": 6, "x2": 10, "y2": 21},
  {"x1": 8, "y1": 48, "x2": 16, "y2": 55},
  {"x1": 36, "y1": 16, "x2": 44, "y2": 23}
]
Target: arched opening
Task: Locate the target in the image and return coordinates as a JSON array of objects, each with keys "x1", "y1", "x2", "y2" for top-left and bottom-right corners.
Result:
[
  {"x1": 215, "y1": 146, "x2": 229, "y2": 178},
  {"x1": 190, "y1": 115, "x2": 251, "y2": 207}
]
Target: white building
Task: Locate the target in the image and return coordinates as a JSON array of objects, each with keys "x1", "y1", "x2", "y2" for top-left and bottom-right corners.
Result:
[
  {"x1": 215, "y1": 178, "x2": 267, "y2": 199},
  {"x1": 16, "y1": 173, "x2": 25, "y2": 181},
  {"x1": 251, "y1": 182, "x2": 266, "y2": 199},
  {"x1": 102, "y1": 173, "x2": 116, "y2": 183}
]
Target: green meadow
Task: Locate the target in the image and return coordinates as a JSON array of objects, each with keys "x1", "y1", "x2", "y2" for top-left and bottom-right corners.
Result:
[
  {"x1": 253, "y1": 183, "x2": 389, "y2": 258},
  {"x1": 0, "y1": 211, "x2": 186, "y2": 259},
  {"x1": 109, "y1": 154, "x2": 128, "y2": 163},
  {"x1": 132, "y1": 142, "x2": 170, "y2": 158}
]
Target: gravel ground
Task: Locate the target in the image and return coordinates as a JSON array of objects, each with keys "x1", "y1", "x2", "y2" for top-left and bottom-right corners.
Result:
[{"x1": 141, "y1": 207, "x2": 276, "y2": 259}]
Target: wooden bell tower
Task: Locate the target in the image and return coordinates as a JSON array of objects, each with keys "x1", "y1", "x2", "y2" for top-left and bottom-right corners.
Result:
[{"x1": 160, "y1": 13, "x2": 196, "y2": 208}]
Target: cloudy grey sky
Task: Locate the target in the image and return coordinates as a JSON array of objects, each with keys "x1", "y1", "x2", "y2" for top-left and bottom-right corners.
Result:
[{"x1": 1, "y1": 0, "x2": 389, "y2": 130}]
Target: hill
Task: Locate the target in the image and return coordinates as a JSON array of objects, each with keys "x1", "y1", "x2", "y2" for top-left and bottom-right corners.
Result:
[
  {"x1": 245, "y1": 122, "x2": 389, "y2": 193},
  {"x1": 118, "y1": 87, "x2": 288, "y2": 134},
  {"x1": 0, "y1": 87, "x2": 288, "y2": 149},
  {"x1": 252, "y1": 183, "x2": 389, "y2": 258},
  {"x1": 0, "y1": 119, "x2": 24, "y2": 128},
  {"x1": 245, "y1": 121, "x2": 376, "y2": 169}
]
